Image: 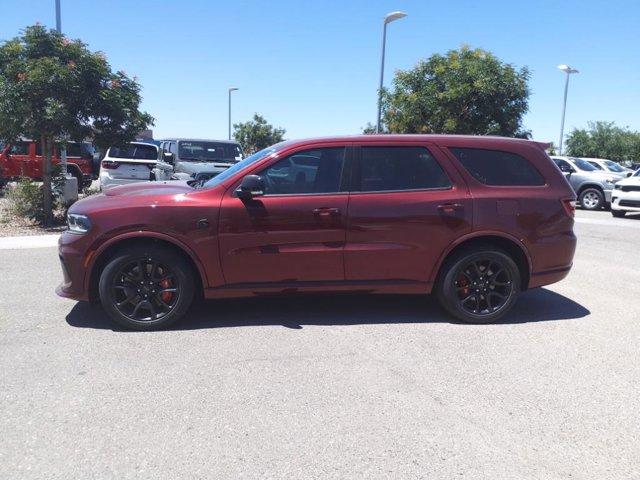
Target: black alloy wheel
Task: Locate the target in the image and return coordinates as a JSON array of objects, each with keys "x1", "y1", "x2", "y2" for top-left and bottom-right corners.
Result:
[
  {"x1": 99, "y1": 245, "x2": 194, "y2": 330},
  {"x1": 436, "y1": 248, "x2": 521, "y2": 324}
]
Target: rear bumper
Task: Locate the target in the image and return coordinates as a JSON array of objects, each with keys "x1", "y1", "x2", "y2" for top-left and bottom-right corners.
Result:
[
  {"x1": 528, "y1": 264, "x2": 572, "y2": 289},
  {"x1": 99, "y1": 172, "x2": 151, "y2": 190},
  {"x1": 527, "y1": 230, "x2": 577, "y2": 289},
  {"x1": 604, "y1": 189, "x2": 613, "y2": 203}
]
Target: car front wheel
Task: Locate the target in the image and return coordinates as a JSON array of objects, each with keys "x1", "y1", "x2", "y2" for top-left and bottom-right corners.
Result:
[
  {"x1": 98, "y1": 245, "x2": 194, "y2": 330},
  {"x1": 579, "y1": 188, "x2": 604, "y2": 210},
  {"x1": 436, "y1": 247, "x2": 521, "y2": 324}
]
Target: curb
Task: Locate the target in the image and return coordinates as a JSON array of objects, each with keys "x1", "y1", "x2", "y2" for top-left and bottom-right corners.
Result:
[{"x1": 0, "y1": 234, "x2": 60, "y2": 250}]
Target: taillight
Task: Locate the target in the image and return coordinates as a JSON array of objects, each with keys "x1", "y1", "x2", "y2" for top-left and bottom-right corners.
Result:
[
  {"x1": 561, "y1": 198, "x2": 576, "y2": 217},
  {"x1": 101, "y1": 160, "x2": 119, "y2": 170}
]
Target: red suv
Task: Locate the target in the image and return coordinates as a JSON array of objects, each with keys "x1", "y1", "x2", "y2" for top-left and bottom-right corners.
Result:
[
  {"x1": 57, "y1": 135, "x2": 577, "y2": 330},
  {"x1": 0, "y1": 139, "x2": 95, "y2": 189}
]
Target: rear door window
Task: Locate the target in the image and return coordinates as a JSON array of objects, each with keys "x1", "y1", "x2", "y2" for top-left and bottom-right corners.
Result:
[
  {"x1": 356, "y1": 146, "x2": 451, "y2": 192},
  {"x1": 451, "y1": 148, "x2": 545, "y2": 186}
]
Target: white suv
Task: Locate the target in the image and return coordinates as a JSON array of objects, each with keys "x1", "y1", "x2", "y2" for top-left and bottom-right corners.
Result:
[
  {"x1": 611, "y1": 169, "x2": 640, "y2": 217},
  {"x1": 99, "y1": 142, "x2": 159, "y2": 190}
]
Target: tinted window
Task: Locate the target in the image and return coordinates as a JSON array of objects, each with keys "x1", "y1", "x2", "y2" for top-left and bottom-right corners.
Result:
[
  {"x1": 452, "y1": 148, "x2": 545, "y2": 186},
  {"x1": 10, "y1": 142, "x2": 29, "y2": 155},
  {"x1": 109, "y1": 144, "x2": 158, "y2": 160},
  {"x1": 588, "y1": 161, "x2": 603, "y2": 170},
  {"x1": 260, "y1": 148, "x2": 345, "y2": 195},
  {"x1": 553, "y1": 159, "x2": 573, "y2": 172},
  {"x1": 604, "y1": 160, "x2": 625, "y2": 173},
  {"x1": 178, "y1": 141, "x2": 241, "y2": 162},
  {"x1": 572, "y1": 158, "x2": 597, "y2": 171},
  {"x1": 357, "y1": 147, "x2": 450, "y2": 192}
]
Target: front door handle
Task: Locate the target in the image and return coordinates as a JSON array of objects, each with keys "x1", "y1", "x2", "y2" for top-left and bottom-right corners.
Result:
[
  {"x1": 437, "y1": 203, "x2": 464, "y2": 215},
  {"x1": 313, "y1": 207, "x2": 341, "y2": 217}
]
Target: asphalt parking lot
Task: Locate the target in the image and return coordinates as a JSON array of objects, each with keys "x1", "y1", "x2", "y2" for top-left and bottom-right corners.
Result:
[{"x1": 1, "y1": 209, "x2": 639, "y2": 479}]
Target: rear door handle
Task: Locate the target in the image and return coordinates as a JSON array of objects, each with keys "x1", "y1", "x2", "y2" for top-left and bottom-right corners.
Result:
[
  {"x1": 313, "y1": 207, "x2": 341, "y2": 217},
  {"x1": 437, "y1": 203, "x2": 464, "y2": 214}
]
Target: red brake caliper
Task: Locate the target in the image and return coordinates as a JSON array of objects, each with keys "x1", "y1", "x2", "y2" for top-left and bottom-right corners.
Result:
[
  {"x1": 456, "y1": 274, "x2": 470, "y2": 298},
  {"x1": 160, "y1": 278, "x2": 173, "y2": 303}
]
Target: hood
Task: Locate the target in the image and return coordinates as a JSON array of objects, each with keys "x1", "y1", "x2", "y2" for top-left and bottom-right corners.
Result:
[
  {"x1": 104, "y1": 181, "x2": 193, "y2": 197},
  {"x1": 68, "y1": 181, "x2": 194, "y2": 214},
  {"x1": 581, "y1": 170, "x2": 624, "y2": 180},
  {"x1": 177, "y1": 161, "x2": 234, "y2": 175},
  {"x1": 616, "y1": 175, "x2": 640, "y2": 186}
]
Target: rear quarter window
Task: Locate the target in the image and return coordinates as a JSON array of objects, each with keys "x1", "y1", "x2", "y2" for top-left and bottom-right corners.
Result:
[{"x1": 450, "y1": 148, "x2": 545, "y2": 186}]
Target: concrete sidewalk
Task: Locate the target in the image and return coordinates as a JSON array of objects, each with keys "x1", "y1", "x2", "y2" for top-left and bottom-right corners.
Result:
[{"x1": 0, "y1": 234, "x2": 60, "y2": 250}]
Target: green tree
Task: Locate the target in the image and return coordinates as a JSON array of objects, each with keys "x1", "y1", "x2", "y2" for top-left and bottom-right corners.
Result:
[
  {"x1": 379, "y1": 46, "x2": 531, "y2": 137},
  {"x1": 0, "y1": 25, "x2": 153, "y2": 225},
  {"x1": 565, "y1": 121, "x2": 640, "y2": 165},
  {"x1": 233, "y1": 114, "x2": 285, "y2": 155}
]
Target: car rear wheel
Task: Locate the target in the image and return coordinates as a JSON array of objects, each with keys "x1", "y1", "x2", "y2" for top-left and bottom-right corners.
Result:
[
  {"x1": 579, "y1": 188, "x2": 604, "y2": 210},
  {"x1": 436, "y1": 247, "x2": 521, "y2": 324},
  {"x1": 98, "y1": 245, "x2": 194, "y2": 330},
  {"x1": 611, "y1": 209, "x2": 626, "y2": 218}
]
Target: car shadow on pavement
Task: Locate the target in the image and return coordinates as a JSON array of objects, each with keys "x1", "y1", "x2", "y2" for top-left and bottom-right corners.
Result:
[{"x1": 65, "y1": 287, "x2": 590, "y2": 332}]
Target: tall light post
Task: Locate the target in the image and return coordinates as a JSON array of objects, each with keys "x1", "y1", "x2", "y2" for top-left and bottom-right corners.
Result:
[
  {"x1": 557, "y1": 64, "x2": 579, "y2": 155},
  {"x1": 228, "y1": 87, "x2": 238, "y2": 140},
  {"x1": 376, "y1": 11, "x2": 407, "y2": 133},
  {"x1": 55, "y1": 0, "x2": 68, "y2": 175},
  {"x1": 55, "y1": 0, "x2": 61, "y2": 32}
]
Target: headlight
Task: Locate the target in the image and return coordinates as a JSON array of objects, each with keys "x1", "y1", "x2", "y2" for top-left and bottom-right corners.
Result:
[
  {"x1": 605, "y1": 177, "x2": 616, "y2": 184},
  {"x1": 67, "y1": 213, "x2": 91, "y2": 233},
  {"x1": 615, "y1": 184, "x2": 622, "y2": 190}
]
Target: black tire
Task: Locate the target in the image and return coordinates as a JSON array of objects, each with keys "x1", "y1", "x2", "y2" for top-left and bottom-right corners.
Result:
[
  {"x1": 435, "y1": 247, "x2": 521, "y2": 324},
  {"x1": 98, "y1": 245, "x2": 194, "y2": 330},
  {"x1": 611, "y1": 209, "x2": 626, "y2": 218},
  {"x1": 578, "y1": 188, "x2": 604, "y2": 211}
]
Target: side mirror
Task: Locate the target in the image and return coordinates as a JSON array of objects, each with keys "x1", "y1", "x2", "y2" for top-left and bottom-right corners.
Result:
[
  {"x1": 627, "y1": 172, "x2": 633, "y2": 177},
  {"x1": 163, "y1": 152, "x2": 175, "y2": 164},
  {"x1": 559, "y1": 164, "x2": 573, "y2": 174},
  {"x1": 236, "y1": 174, "x2": 265, "y2": 199}
]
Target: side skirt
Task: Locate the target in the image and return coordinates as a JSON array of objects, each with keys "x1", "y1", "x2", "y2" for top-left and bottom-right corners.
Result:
[{"x1": 203, "y1": 279, "x2": 431, "y2": 299}]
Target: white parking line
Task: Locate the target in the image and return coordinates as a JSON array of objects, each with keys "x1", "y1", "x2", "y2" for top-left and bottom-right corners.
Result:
[
  {"x1": 0, "y1": 234, "x2": 60, "y2": 250},
  {"x1": 575, "y1": 217, "x2": 640, "y2": 229}
]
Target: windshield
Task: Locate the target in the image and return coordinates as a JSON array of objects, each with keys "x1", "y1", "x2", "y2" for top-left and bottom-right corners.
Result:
[
  {"x1": 201, "y1": 146, "x2": 278, "y2": 189},
  {"x1": 178, "y1": 141, "x2": 242, "y2": 162},
  {"x1": 604, "y1": 160, "x2": 625, "y2": 172},
  {"x1": 572, "y1": 158, "x2": 597, "y2": 171}
]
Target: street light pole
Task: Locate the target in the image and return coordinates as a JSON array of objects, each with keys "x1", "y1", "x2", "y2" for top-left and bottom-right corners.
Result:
[
  {"x1": 557, "y1": 64, "x2": 579, "y2": 155},
  {"x1": 376, "y1": 11, "x2": 407, "y2": 134},
  {"x1": 55, "y1": 0, "x2": 68, "y2": 175},
  {"x1": 228, "y1": 87, "x2": 238, "y2": 140},
  {"x1": 55, "y1": 0, "x2": 61, "y2": 32}
]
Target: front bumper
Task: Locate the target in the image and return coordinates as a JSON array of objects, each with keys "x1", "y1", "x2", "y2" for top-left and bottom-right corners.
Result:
[
  {"x1": 56, "y1": 231, "x2": 92, "y2": 301},
  {"x1": 611, "y1": 189, "x2": 640, "y2": 212}
]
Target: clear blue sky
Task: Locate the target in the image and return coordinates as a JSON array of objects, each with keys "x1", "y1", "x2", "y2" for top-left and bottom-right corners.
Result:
[{"x1": 4, "y1": 0, "x2": 640, "y2": 144}]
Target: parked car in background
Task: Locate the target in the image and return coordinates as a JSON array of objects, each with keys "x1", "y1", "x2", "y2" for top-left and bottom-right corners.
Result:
[
  {"x1": 58, "y1": 135, "x2": 577, "y2": 330},
  {"x1": 99, "y1": 142, "x2": 159, "y2": 190},
  {"x1": 153, "y1": 139, "x2": 243, "y2": 183},
  {"x1": 583, "y1": 158, "x2": 633, "y2": 177},
  {"x1": 0, "y1": 139, "x2": 95, "y2": 191},
  {"x1": 551, "y1": 156, "x2": 619, "y2": 210},
  {"x1": 610, "y1": 168, "x2": 640, "y2": 217}
]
